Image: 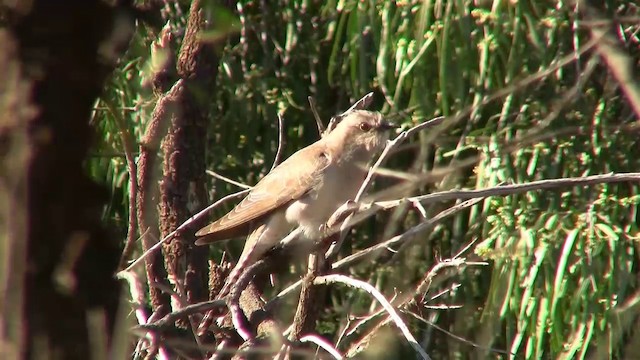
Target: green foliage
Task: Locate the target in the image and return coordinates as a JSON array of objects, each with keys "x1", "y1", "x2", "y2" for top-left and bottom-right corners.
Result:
[{"x1": 91, "y1": 0, "x2": 640, "y2": 358}]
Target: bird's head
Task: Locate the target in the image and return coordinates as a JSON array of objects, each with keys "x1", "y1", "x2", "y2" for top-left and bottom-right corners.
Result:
[{"x1": 328, "y1": 110, "x2": 398, "y2": 156}]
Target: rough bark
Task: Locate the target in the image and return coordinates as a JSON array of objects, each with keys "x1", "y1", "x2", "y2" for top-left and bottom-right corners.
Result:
[{"x1": 159, "y1": 0, "x2": 216, "y2": 326}]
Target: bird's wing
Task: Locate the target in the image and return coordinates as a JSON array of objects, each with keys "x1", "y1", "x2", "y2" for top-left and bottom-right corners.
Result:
[{"x1": 195, "y1": 145, "x2": 330, "y2": 245}]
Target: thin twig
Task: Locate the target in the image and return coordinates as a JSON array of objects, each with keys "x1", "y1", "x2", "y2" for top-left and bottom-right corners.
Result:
[
  {"x1": 314, "y1": 274, "x2": 431, "y2": 360},
  {"x1": 308, "y1": 96, "x2": 325, "y2": 135},
  {"x1": 332, "y1": 199, "x2": 483, "y2": 270},
  {"x1": 330, "y1": 172, "x2": 640, "y2": 268},
  {"x1": 378, "y1": 172, "x2": 640, "y2": 208},
  {"x1": 118, "y1": 271, "x2": 171, "y2": 360},
  {"x1": 413, "y1": 258, "x2": 486, "y2": 305},
  {"x1": 120, "y1": 189, "x2": 250, "y2": 273},
  {"x1": 105, "y1": 100, "x2": 140, "y2": 270},
  {"x1": 403, "y1": 310, "x2": 514, "y2": 356},
  {"x1": 271, "y1": 114, "x2": 286, "y2": 171},
  {"x1": 299, "y1": 334, "x2": 343, "y2": 359},
  {"x1": 342, "y1": 92, "x2": 374, "y2": 114},
  {"x1": 206, "y1": 170, "x2": 252, "y2": 189},
  {"x1": 356, "y1": 116, "x2": 446, "y2": 202},
  {"x1": 138, "y1": 299, "x2": 227, "y2": 331}
]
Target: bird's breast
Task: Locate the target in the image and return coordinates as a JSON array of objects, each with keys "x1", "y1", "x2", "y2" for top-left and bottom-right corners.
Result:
[{"x1": 284, "y1": 162, "x2": 366, "y2": 239}]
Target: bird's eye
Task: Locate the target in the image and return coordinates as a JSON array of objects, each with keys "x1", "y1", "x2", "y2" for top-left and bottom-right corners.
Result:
[{"x1": 359, "y1": 122, "x2": 372, "y2": 132}]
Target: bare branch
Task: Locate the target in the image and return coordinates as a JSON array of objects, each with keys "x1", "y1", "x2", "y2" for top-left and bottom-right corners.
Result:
[
  {"x1": 332, "y1": 198, "x2": 483, "y2": 270},
  {"x1": 105, "y1": 100, "x2": 140, "y2": 270},
  {"x1": 308, "y1": 96, "x2": 325, "y2": 135},
  {"x1": 314, "y1": 274, "x2": 432, "y2": 360},
  {"x1": 404, "y1": 310, "x2": 514, "y2": 356},
  {"x1": 137, "y1": 299, "x2": 227, "y2": 331},
  {"x1": 324, "y1": 93, "x2": 377, "y2": 136},
  {"x1": 206, "y1": 170, "x2": 252, "y2": 189},
  {"x1": 118, "y1": 271, "x2": 171, "y2": 360},
  {"x1": 299, "y1": 334, "x2": 343, "y2": 359},
  {"x1": 379, "y1": 172, "x2": 640, "y2": 208},
  {"x1": 271, "y1": 114, "x2": 286, "y2": 172},
  {"x1": 120, "y1": 188, "x2": 250, "y2": 273}
]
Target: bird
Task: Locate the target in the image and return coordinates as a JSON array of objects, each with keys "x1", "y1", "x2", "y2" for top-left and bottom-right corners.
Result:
[{"x1": 194, "y1": 110, "x2": 398, "y2": 301}]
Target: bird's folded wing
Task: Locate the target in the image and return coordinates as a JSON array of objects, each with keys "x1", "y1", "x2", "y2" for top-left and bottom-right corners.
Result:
[{"x1": 195, "y1": 146, "x2": 330, "y2": 244}]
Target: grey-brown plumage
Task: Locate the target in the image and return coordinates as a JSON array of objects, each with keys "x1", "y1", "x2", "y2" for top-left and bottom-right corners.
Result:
[{"x1": 195, "y1": 110, "x2": 397, "y2": 298}]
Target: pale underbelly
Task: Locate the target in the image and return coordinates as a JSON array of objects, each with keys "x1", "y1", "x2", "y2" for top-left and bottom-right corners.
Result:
[{"x1": 284, "y1": 166, "x2": 365, "y2": 238}]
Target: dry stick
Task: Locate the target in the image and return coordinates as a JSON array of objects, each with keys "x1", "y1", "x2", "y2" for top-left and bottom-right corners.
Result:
[
  {"x1": 360, "y1": 116, "x2": 447, "y2": 201},
  {"x1": 138, "y1": 299, "x2": 227, "y2": 331},
  {"x1": 107, "y1": 101, "x2": 140, "y2": 270},
  {"x1": 413, "y1": 259, "x2": 486, "y2": 304},
  {"x1": 403, "y1": 310, "x2": 513, "y2": 356},
  {"x1": 271, "y1": 114, "x2": 286, "y2": 172},
  {"x1": 337, "y1": 204, "x2": 484, "y2": 348},
  {"x1": 344, "y1": 92, "x2": 374, "y2": 113},
  {"x1": 335, "y1": 172, "x2": 640, "y2": 269},
  {"x1": 337, "y1": 175, "x2": 640, "y2": 354},
  {"x1": 289, "y1": 251, "x2": 324, "y2": 342},
  {"x1": 118, "y1": 271, "x2": 171, "y2": 360},
  {"x1": 367, "y1": 115, "x2": 640, "y2": 212},
  {"x1": 227, "y1": 258, "x2": 271, "y2": 341},
  {"x1": 206, "y1": 170, "x2": 252, "y2": 189},
  {"x1": 308, "y1": 96, "x2": 325, "y2": 135},
  {"x1": 266, "y1": 198, "x2": 483, "y2": 312},
  {"x1": 383, "y1": 172, "x2": 640, "y2": 209},
  {"x1": 314, "y1": 274, "x2": 431, "y2": 360},
  {"x1": 271, "y1": 171, "x2": 640, "y2": 308},
  {"x1": 120, "y1": 189, "x2": 249, "y2": 273},
  {"x1": 299, "y1": 334, "x2": 343, "y2": 360},
  {"x1": 344, "y1": 257, "x2": 489, "y2": 358},
  {"x1": 165, "y1": 272, "x2": 205, "y2": 355}
]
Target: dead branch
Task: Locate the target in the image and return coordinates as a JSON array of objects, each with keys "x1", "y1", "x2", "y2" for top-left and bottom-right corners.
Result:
[
  {"x1": 121, "y1": 188, "x2": 249, "y2": 273},
  {"x1": 138, "y1": 299, "x2": 227, "y2": 331},
  {"x1": 314, "y1": 274, "x2": 432, "y2": 360},
  {"x1": 299, "y1": 334, "x2": 343, "y2": 359}
]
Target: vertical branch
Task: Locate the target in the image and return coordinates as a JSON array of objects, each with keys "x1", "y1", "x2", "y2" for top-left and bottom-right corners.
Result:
[
  {"x1": 159, "y1": 0, "x2": 217, "y2": 326},
  {"x1": 137, "y1": 81, "x2": 180, "y2": 318},
  {"x1": 289, "y1": 252, "x2": 327, "y2": 341},
  {"x1": 112, "y1": 102, "x2": 139, "y2": 270}
]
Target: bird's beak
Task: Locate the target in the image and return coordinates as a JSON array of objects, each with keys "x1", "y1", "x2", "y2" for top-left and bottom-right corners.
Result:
[{"x1": 378, "y1": 120, "x2": 400, "y2": 131}]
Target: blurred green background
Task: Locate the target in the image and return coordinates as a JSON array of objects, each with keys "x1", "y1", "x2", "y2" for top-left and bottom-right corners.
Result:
[{"x1": 91, "y1": 0, "x2": 640, "y2": 358}]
